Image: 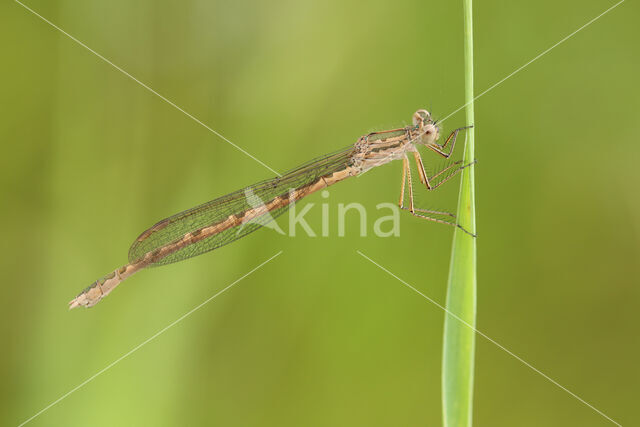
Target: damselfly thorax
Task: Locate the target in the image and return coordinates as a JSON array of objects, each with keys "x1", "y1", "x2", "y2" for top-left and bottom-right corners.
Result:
[{"x1": 69, "y1": 109, "x2": 474, "y2": 309}]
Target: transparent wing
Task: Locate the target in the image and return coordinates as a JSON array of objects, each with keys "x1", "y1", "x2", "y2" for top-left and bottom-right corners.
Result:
[{"x1": 128, "y1": 146, "x2": 354, "y2": 266}]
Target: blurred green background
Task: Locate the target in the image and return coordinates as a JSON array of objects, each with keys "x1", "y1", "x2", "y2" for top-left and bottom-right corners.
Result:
[{"x1": 2, "y1": 0, "x2": 639, "y2": 425}]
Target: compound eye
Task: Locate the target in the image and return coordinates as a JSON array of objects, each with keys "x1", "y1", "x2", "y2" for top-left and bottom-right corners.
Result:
[{"x1": 412, "y1": 109, "x2": 431, "y2": 126}]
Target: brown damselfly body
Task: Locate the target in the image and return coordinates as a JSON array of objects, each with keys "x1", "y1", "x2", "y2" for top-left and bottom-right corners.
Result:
[{"x1": 69, "y1": 109, "x2": 474, "y2": 309}]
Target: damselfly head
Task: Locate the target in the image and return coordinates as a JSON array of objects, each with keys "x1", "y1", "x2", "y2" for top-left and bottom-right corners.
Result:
[{"x1": 412, "y1": 109, "x2": 439, "y2": 146}]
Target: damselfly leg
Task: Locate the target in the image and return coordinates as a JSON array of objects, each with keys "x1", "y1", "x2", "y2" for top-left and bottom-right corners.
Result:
[
  {"x1": 427, "y1": 125, "x2": 473, "y2": 158},
  {"x1": 399, "y1": 156, "x2": 477, "y2": 236},
  {"x1": 399, "y1": 156, "x2": 462, "y2": 219},
  {"x1": 399, "y1": 124, "x2": 476, "y2": 236}
]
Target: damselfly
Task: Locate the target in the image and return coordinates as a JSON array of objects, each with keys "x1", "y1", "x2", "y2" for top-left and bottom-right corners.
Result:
[{"x1": 69, "y1": 109, "x2": 474, "y2": 309}]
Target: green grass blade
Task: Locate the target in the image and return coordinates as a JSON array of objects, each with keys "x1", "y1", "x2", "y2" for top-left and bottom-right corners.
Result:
[{"x1": 441, "y1": 0, "x2": 477, "y2": 426}]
